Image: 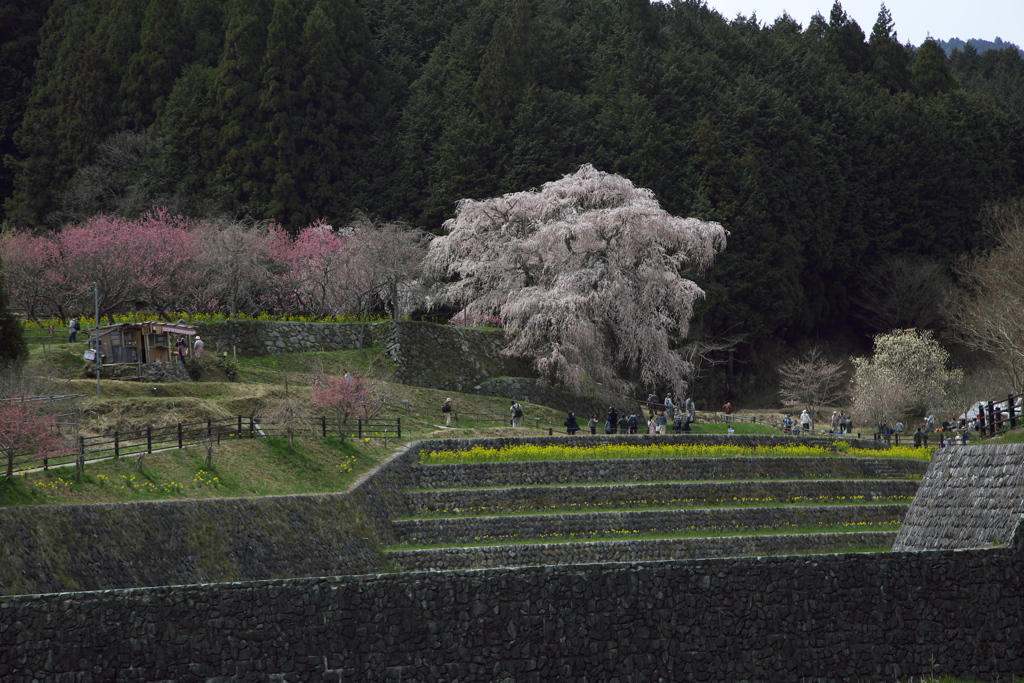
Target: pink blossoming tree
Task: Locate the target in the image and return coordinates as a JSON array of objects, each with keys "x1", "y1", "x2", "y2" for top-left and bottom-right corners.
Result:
[
  {"x1": 0, "y1": 399, "x2": 73, "y2": 481},
  {"x1": 312, "y1": 372, "x2": 382, "y2": 436},
  {"x1": 426, "y1": 164, "x2": 727, "y2": 395}
]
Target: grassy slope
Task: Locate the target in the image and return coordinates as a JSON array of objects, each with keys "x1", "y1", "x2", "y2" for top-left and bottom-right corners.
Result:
[{"x1": 4, "y1": 342, "x2": 614, "y2": 506}]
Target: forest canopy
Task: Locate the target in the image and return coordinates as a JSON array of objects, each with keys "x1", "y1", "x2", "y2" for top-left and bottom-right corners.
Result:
[{"x1": 2, "y1": 0, "x2": 1023, "y2": 400}]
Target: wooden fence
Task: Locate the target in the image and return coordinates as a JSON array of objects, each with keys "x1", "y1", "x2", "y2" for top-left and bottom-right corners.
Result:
[{"x1": 10, "y1": 415, "x2": 401, "y2": 476}]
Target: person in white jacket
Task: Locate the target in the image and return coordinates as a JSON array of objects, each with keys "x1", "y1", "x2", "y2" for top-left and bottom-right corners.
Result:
[{"x1": 800, "y1": 410, "x2": 811, "y2": 432}]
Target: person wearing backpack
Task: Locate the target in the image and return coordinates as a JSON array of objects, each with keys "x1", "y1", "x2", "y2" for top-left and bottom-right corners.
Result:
[
  {"x1": 510, "y1": 401, "x2": 523, "y2": 427},
  {"x1": 442, "y1": 398, "x2": 453, "y2": 427},
  {"x1": 68, "y1": 318, "x2": 80, "y2": 343}
]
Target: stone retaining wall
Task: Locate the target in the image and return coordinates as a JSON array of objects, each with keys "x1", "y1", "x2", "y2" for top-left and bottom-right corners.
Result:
[
  {"x1": 413, "y1": 456, "x2": 926, "y2": 489},
  {"x1": 404, "y1": 479, "x2": 920, "y2": 516},
  {"x1": 388, "y1": 531, "x2": 898, "y2": 571},
  {"x1": 0, "y1": 435, "x2": 897, "y2": 596},
  {"x1": 418, "y1": 432, "x2": 887, "y2": 454},
  {"x1": 3, "y1": 539, "x2": 1022, "y2": 682},
  {"x1": 0, "y1": 495, "x2": 383, "y2": 597},
  {"x1": 391, "y1": 503, "x2": 910, "y2": 545},
  {"x1": 195, "y1": 320, "x2": 387, "y2": 356}
]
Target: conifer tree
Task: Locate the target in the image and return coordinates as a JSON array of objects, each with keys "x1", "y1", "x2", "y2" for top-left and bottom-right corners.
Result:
[
  {"x1": 912, "y1": 39, "x2": 958, "y2": 97},
  {"x1": 296, "y1": 0, "x2": 376, "y2": 221},
  {"x1": 122, "y1": 0, "x2": 188, "y2": 128},
  {"x1": 868, "y1": 4, "x2": 910, "y2": 93},
  {"x1": 258, "y1": 0, "x2": 305, "y2": 226},
  {"x1": 209, "y1": 0, "x2": 274, "y2": 213}
]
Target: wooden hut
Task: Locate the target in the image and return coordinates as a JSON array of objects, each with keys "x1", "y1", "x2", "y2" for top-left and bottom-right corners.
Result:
[{"x1": 86, "y1": 322, "x2": 197, "y2": 365}]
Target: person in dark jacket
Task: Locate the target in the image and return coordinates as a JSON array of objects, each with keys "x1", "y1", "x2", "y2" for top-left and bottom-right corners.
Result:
[
  {"x1": 628, "y1": 412, "x2": 639, "y2": 434},
  {"x1": 606, "y1": 407, "x2": 618, "y2": 434},
  {"x1": 564, "y1": 412, "x2": 580, "y2": 435}
]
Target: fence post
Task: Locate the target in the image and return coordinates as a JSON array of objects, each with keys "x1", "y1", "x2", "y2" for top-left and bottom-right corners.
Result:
[
  {"x1": 76, "y1": 437, "x2": 85, "y2": 482},
  {"x1": 178, "y1": 422, "x2": 183, "y2": 449},
  {"x1": 322, "y1": 416, "x2": 327, "y2": 438},
  {"x1": 397, "y1": 417, "x2": 401, "y2": 439},
  {"x1": 358, "y1": 419, "x2": 363, "y2": 439},
  {"x1": 207, "y1": 419, "x2": 212, "y2": 441},
  {"x1": 114, "y1": 431, "x2": 119, "y2": 459},
  {"x1": 988, "y1": 401, "x2": 996, "y2": 436},
  {"x1": 249, "y1": 416, "x2": 255, "y2": 437},
  {"x1": 238, "y1": 415, "x2": 243, "y2": 439},
  {"x1": 1010, "y1": 394, "x2": 1017, "y2": 431},
  {"x1": 147, "y1": 426, "x2": 152, "y2": 454}
]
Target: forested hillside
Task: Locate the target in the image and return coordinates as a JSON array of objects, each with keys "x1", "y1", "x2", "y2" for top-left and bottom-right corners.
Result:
[{"x1": 2, "y1": 0, "x2": 1024, "y2": 399}]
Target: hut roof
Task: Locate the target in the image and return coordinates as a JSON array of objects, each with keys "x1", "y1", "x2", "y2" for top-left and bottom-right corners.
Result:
[{"x1": 892, "y1": 444, "x2": 1024, "y2": 552}]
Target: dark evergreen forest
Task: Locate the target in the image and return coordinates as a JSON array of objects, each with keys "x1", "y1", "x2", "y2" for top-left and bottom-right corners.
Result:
[{"x1": 2, "y1": 0, "x2": 1024, "y2": 399}]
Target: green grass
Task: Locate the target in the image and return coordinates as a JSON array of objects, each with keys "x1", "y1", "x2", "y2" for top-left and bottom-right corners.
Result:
[
  {"x1": 3, "y1": 434, "x2": 390, "y2": 505},
  {"x1": 684, "y1": 422, "x2": 780, "y2": 435},
  {"x1": 987, "y1": 428, "x2": 1024, "y2": 444},
  {"x1": 386, "y1": 521, "x2": 903, "y2": 550},
  {"x1": 399, "y1": 496, "x2": 917, "y2": 519}
]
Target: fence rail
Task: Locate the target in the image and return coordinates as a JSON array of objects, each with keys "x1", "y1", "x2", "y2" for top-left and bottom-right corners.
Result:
[{"x1": 10, "y1": 415, "x2": 401, "y2": 476}]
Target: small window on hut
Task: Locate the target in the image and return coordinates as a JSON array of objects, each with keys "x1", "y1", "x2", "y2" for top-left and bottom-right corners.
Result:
[{"x1": 149, "y1": 333, "x2": 168, "y2": 347}]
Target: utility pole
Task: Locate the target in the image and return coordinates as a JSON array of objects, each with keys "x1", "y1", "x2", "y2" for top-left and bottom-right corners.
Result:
[{"x1": 94, "y1": 282, "x2": 100, "y2": 398}]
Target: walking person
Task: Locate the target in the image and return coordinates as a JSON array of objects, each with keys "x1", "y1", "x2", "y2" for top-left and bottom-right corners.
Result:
[
  {"x1": 564, "y1": 412, "x2": 580, "y2": 435},
  {"x1": 442, "y1": 398, "x2": 453, "y2": 427},
  {"x1": 68, "y1": 318, "x2": 80, "y2": 343},
  {"x1": 628, "y1": 412, "x2": 639, "y2": 434},
  {"x1": 588, "y1": 416, "x2": 597, "y2": 435},
  {"x1": 685, "y1": 397, "x2": 696, "y2": 425},
  {"x1": 664, "y1": 394, "x2": 674, "y2": 421},
  {"x1": 176, "y1": 337, "x2": 188, "y2": 363},
  {"x1": 510, "y1": 401, "x2": 523, "y2": 427},
  {"x1": 193, "y1": 336, "x2": 204, "y2": 359},
  {"x1": 800, "y1": 409, "x2": 811, "y2": 432}
]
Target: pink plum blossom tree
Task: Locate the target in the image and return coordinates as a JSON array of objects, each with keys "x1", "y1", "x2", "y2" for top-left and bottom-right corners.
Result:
[
  {"x1": 425, "y1": 164, "x2": 727, "y2": 395},
  {"x1": 55, "y1": 210, "x2": 195, "y2": 321},
  {"x1": 312, "y1": 372, "x2": 382, "y2": 436},
  {"x1": 0, "y1": 399, "x2": 73, "y2": 481},
  {"x1": 266, "y1": 220, "x2": 355, "y2": 318}
]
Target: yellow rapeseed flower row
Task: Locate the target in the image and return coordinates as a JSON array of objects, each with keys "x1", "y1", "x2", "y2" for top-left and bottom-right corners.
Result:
[{"x1": 422, "y1": 442, "x2": 933, "y2": 465}]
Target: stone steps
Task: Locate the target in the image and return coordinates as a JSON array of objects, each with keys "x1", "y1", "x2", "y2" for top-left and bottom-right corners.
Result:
[
  {"x1": 391, "y1": 503, "x2": 909, "y2": 546},
  {"x1": 387, "y1": 531, "x2": 898, "y2": 571}
]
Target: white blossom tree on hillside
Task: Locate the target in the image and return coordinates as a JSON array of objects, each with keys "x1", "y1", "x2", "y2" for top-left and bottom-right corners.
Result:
[
  {"x1": 850, "y1": 328, "x2": 963, "y2": 429},
  {"x1": 425, "y1": 164, "x2": 728, "y2": 395}
]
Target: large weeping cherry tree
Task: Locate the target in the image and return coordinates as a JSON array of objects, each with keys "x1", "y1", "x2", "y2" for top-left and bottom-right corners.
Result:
[{"x1": 426, "y1": 164, "x2": 727, "y2": 396}]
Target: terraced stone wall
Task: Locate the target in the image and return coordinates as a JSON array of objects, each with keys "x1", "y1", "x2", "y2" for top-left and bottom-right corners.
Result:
[
  {"x1": 0, "y1": 435, "x2": 895, "y2": 595},
  {"x1": 0, "y1": 495, "x2": 384, "y2": 597},
  {"x1": 414, "y1": 455, "x2": 922, "y2": 488},
  {"x1": 4, "y1": 539, "x2": 1022, "y2": 682},
  {"x1": 195, "y1": 320, "x2": 388, "y2": 356},
  {"x1": 385, "y1": 321, "x2": 534, "y2": 392},
  {"x1": 393, "y1": 504, "x2": 912, "y2": 546}
]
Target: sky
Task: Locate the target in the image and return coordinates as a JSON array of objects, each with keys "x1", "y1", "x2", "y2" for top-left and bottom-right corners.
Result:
[{"x1": 701, "y1": 0, "x2": 1024, "y2": 48}]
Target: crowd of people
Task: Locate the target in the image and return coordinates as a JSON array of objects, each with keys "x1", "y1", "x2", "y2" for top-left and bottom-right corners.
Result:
[
  {"x1": 439, "y1": 392, "x2": 1023, "y2": 445},
  {"x1": 568, "y1": 393, "x2": 701, "y2": 436}
]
